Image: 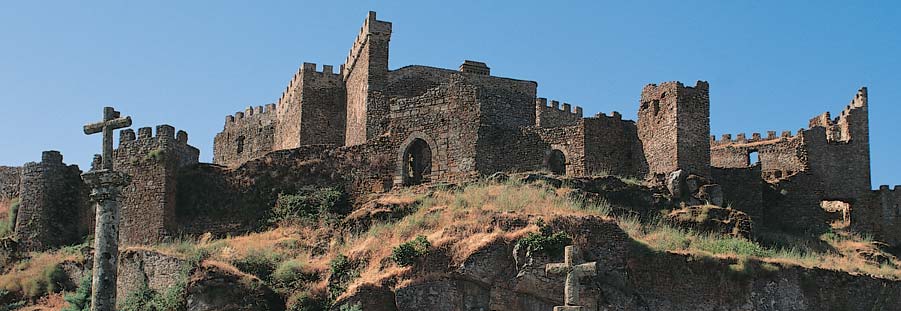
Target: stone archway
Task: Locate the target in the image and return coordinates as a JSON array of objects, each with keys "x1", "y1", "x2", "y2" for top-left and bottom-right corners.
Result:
[
  {"x1": 402, "y1": 138, "x2": 432, "y2": 186},
  {"x1": 548, "y1": 149, "x2": 566, "y2": 176}
]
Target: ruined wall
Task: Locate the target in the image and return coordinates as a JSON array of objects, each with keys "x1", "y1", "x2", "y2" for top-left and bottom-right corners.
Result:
[
  {"x1": 0, "y1": 166, "x2": 21, "y2": 201},
  {"x1": 583, "y1": 112, "x2": 643, "y2": 177},
  {"x1": 214, "y1": 104, "x2": 277, "y2": 167},
  {"x1": 711, "y1": 166, "x2": 764, "y2": 224},
  {"x1": 176, "y1": 141, "x2": 395, "y2": 237},
  {"x1": 14, "y1": 151, "x2": 88, "y2": 251},
  {"x1": 115, "y1": 125, "x2": 199, "y2": 246},
  {"x1": 535, "y1": 98, "x2": 582, "y2": 128},
  {"x1": 710, "y1": 131, "x2": 807, "y2": 181},
  {"x1": 853, "y1": 186, "x2": 901, "y2": 246},
  {"x1": 638, "y1": 81, "x2": 710, "y2": 178},
  {"x1": 762, "y1": 171, "x2": 828, "y2": 233},
  {"x1": 344, "y1": 11, "x2": 391, "y2": 146},
  {"x1": 805, "y1": 87, "x2": 871, "y2": 200}
]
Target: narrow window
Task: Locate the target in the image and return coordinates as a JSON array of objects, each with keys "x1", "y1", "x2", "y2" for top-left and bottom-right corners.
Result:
[{"x1": 237, "y1": 136, "x2": 245, "y2": 154}]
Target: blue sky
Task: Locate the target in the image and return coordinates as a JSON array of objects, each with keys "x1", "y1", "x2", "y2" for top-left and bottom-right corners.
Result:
[{"x1": 0, "y1": 1, "x2": 898, "y2": 187}]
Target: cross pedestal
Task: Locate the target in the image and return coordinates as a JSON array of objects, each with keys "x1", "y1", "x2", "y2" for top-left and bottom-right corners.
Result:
[
  {"x1": 81, "y1": 170, "x2": 130, "y2": 311},
  {"x1": 546, "y1": 245, "x2": 597, "y2": 311}
]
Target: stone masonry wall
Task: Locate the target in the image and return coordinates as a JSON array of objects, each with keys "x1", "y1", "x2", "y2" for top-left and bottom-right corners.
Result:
[
  {"x1": 344, "y1": 11, "x2": 391, "y2": 146},
  {"x1": 805, "y1": 87, "x2": 871, "y2": 200},
  {"x1": 711, "y1": 166, "x2": 764, "y2": 224},
  {"x1": 710, "y1": 131, "x2": 807, "y2": 181},
  {"x1": 0, "y1": 166, "x2": 21, "y2": 201},
  {"x1": 115, "y1": 125, "x2": 199, "y2": 246},
  {"x1": 762, "y1": 171, "x2": 828, "y2": 233},
  {"x1": 638, "y1": 81, "x2": 712, "y2": 178},
  {"x1": 853, "y1": 185, "x2": 901, "y2": 246},
  {"x1": 535, "y1": 98, "x2": 583, "y2": 128},
  {"x1": 175, "y1": 141, "x2": 395, "y2": 237},
  {"x1": 527, "y1": 124, "x2": 586, "y2": 176},
  {"x1": 14, "y1": 151, "x2": 89, "y2": 251},
  {"x1": 583, "y1": 112, "x2": 643, "y2": 177},
  {"x1": 214, "y1": 104, "x2": 277, "y2": 167},
  {"x1": 299, "y1": 63, "x2": 346, "y2": 146},
  {"x1": 386, "y1": 75, "x2": 481, "y2": 183}
]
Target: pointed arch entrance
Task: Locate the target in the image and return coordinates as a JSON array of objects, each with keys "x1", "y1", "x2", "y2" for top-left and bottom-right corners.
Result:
[{"x1": 397, "y1": 133, "x2": 436, "y2": 186}]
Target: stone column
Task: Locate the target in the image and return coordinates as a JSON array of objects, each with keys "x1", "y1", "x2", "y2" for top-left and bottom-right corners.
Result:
[{"x1": 82, "y1": 169, "x2": 130, "y2": 311}]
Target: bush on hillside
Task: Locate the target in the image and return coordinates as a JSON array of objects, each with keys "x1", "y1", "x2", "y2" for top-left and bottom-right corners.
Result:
[
  {"x1": 390, "y1": 235, "x2": 431, "y2": 267},
  {"x1": 272, "y1": 187, "x2": 347, "y2": 223}
]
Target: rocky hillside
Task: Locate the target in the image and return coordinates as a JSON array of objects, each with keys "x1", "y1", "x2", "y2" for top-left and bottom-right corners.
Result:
[{"x1": 2, "y1": 173, "x2": 900, "y2": 310}]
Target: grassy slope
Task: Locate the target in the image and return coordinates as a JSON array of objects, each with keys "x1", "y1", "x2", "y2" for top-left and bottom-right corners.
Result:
[{"x1": 5, "y1": 178, "x2": 900, "y2": 309}]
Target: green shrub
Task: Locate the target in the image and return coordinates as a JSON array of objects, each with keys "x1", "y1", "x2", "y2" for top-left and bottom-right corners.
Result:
[
  {"x1": 287, "y1": 291, "x2": 329, "y2": 311},
  {"x1": 4, "y1": 198, "x2": 20, "y2": 236},
  {"x1": 272, "y1": 260, "x2": 319, "y2": 292},
  {"x1": 327, "y1": 254, "x2": 358, "y2": 302},
  {"x1": 62, "y1": 272, "x2": 92, "y2": 311},
  {"x1": 272, "y1": 187, "x2": 347, "y2": 223},
  {"x1": 339, "y1": 302, "x2": 363, "y2": 311},
  {"x1": 120, "y1": 277, "x2": 187, "y2": 311},
  {"x1": 231, "y1": 249, "x2": 283, "y2": 282},
  {"x1": 390, "y1": 235, "x2": 431, "y2": 267},
  {"x1": 517, "y1": 220, "x2": 572, "y2": 258}
]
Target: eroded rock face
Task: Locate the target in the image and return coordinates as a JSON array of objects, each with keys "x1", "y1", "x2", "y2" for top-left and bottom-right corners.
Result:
[
  {"x1": 667, "y1": 205, "x2": 753, "y2": 238},
  {"x1": 186, "y1": 263, "x2": 284, "y2": 311},
  {"x1": 341, "y1": 215, "x2": 901, "y2": 310},
  {"x1": 117, "y1": 248, "x2": 191, "y2": 301}
]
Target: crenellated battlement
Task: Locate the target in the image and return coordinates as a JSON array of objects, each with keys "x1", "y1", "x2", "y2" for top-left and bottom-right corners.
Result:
[
  {"x1": 710, "y1": 129, "x2": 802, "y2": 146},
  {"x1": 877, "y1": 185, "x2": 901, "y2": 192},
  {"x1": 535, "y1": 97, "x2": 584, "y2": 128},
  {"x1": 535, "y1": 98, "x2": 583, "y2": 116},
  {"x1": 119, "y1": 124, "x2": 192, "y2": 145},
  {"x1": 224, "y1": 103, "x2": 278, "y2": 128},
  {"x1": 343, "y1": 11, "x2": 392, "y2": 79},
  {"x1": 592, "y1": 111, "x2": 623, "y2": 120}
]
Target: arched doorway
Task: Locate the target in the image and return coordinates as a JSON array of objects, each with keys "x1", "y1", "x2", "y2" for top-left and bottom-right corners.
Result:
[
  {"x1": 403, "y1": 138, "x2": 432, "y2": 185},
  {"x1": 548, "y1": 149, "x2": 566, "y2": 175}
]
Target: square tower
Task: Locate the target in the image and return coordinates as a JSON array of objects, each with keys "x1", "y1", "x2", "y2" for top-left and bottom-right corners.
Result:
[
  {"x1": 637, "y1": 81, "x2": 710, "y2": 177},
  {"x1": 343, "y1": 11, "x2": 392, "y2": 146}
]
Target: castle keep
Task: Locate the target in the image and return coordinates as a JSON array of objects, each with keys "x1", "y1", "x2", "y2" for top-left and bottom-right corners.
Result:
[{"x1": 0, "y1": 11, "x2": 897, "y2": 251}]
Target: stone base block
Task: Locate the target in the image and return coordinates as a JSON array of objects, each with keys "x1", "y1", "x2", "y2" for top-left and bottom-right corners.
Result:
[{"x1": 554, "y1": 306, "x2": 584, "y2": 311}]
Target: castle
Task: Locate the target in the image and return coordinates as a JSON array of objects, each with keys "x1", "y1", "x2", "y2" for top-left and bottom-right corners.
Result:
[{"x1": 0, "y1": 12, "x2": 897, "y2": 252}]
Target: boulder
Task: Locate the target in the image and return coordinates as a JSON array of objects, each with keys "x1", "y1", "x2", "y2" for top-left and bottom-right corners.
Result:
[
  {"x1": 667, "y1": 205, "x2": 753, "y2": 238},
  {"x1": 186, "y1": 262, "x2": 284, "y2": 311}
]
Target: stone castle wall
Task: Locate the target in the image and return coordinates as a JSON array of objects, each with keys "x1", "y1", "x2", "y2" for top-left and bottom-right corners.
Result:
[
  {"x1": 0, "y1": 166, "x2": 21, "y2": 201},
  {"x1": 214, "y1": 104, "x2": 277, "y2": 167},
  {"x1": 583, "y1": 112, "x2": 644, "y2": 177},
  {"x1": 853, "y1": 185, "x2": 901, "y2": 245},
  {"x1": 14, "y1": 151, "x2": 89, "y2": 251},
  {"x1": 535, "y1": 98, "x2": 583, "y2": 128},
  {"x1": 115, "y1": 125, "x2": 199, "y2": 246},
  {"x1": 711, "y1": 131, "x2": 806, "y2": 181},
  {"x1": 711, "y1": 166, "x2": 764, "y2": 224}
]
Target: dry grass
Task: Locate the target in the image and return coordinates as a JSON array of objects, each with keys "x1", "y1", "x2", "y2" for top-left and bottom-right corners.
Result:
[
  {"x1": 133, "y1": 179, "x2": 901, "y2": 305},
  {"x1": 0, "y1": 249, "x2": 81, "y2": 299}
]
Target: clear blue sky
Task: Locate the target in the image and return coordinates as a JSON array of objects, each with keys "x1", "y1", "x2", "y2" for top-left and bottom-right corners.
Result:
[{"x1": 1, "y1": 1, "x2": 898, "y2": 187}]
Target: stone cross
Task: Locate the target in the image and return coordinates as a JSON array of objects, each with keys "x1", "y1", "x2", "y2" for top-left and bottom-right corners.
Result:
[
  {"x1": 82, "y1": 106, "x2": 132, "y2": 311},
  {"x1": 83, "y1": 107, "x2": 132, "y2": 170},
  {"x1": 545, "y1": 245, "x2": 598, "y2": 311}
]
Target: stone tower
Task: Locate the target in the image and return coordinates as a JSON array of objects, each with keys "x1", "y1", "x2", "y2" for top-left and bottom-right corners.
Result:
[
  {"x1": 806, "y1": 87, "x2": 871, "y2": 200},
  {"x1": 15, "y1": 151, "x2": 89, "y2": 251},
  {"x1": 637, "y1": 81, "x2": 710, "y2": 177},
  {"x1": 274, "y1": 62, "x2": 347, "y2": 150},
  {"x1": 114, "y1": 125, "x2": 199, "y2": 246},
  {"x1": 343, "y1": 11, "x2": 392, "y2": 146}
]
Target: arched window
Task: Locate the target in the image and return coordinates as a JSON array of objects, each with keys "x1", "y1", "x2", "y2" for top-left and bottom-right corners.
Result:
[
  {"x1": 402, "y1": 138, "x2": 432, "y2": 185},
  {"x1": 548, "y1": 149, "x2": 566, "y2": 175}
]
